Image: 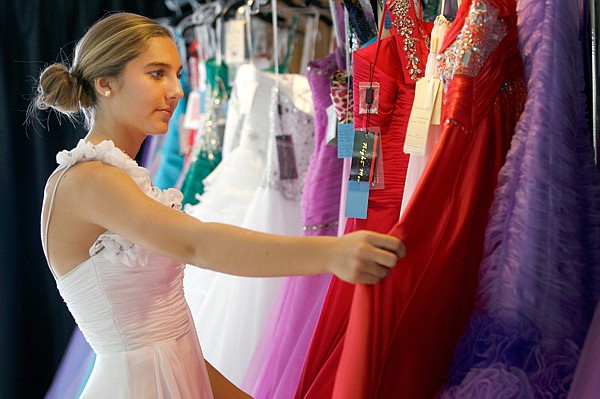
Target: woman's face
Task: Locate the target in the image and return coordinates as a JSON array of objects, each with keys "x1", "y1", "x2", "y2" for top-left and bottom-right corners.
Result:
[{"x1": 104, "y1": 36, "x2": 184, "y2": 137}]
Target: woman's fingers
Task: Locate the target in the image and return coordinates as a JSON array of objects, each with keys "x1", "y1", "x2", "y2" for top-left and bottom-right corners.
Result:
[
  {"x1": 355, "y1": 272, "x2": 383, "y2": 285},
  {"x1": 369, "y1": 246, "x2": 401, "y2": 268},
  {"x1": 355, "y1": 262, "x2": 395, "y2": 284},
  {"x1": 335, "y1": 230, "x2": 407, "y2": 284},
  {"x1": 364, "y1": 231, "x2": 406, "y2": 259}
]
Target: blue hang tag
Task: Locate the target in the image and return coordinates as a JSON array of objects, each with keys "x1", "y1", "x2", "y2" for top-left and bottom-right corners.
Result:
[
  {"x1": 337, "y1": 123, "x2": 355, "y2": 158},
  {"x1": 345, "y1": 180, "x2": 371, "y2": 219},
  {"x1": 199, "y1": 88, "x2": 207, "y2": 114}
]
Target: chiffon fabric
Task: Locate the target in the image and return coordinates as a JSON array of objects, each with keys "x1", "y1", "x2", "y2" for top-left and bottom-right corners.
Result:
[
  {"x1": 440, "y1": 0, "x2": 600, "y2": 397},
  {"x1": 185, "y1": 70, "x2": 315, "y2": 386},
  {"x1": 296, "y1": 3, "x2": 429, "y2": 394},
  {"x1": 241, "y1": 50, "x2": 343, "y2": 399},
  {"x1": 329, "y1": 1, "x2": 527, "y2": 398},
  {"x1": 44, "y1": 327, "x2": 95, "y2": 399},
  {"x1": 42, "y1": 140, "x2": 213, "y2": 398}
]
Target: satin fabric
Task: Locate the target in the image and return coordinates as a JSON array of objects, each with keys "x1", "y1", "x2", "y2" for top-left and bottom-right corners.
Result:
[
  {"x1": 331, "y1": 1, "x2": 526, "y2": 398},
  {"x1": 296, "y1": 32, "x2": 415, "y2": 399}
]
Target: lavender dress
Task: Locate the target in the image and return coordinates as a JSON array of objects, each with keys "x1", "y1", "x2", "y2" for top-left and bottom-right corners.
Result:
[
  {"x1": 440, "y1": 0, "x2": 600, "y2": 397},
  {"x1": 241, "y1": 50, "x2": 344, "y2": 399}
]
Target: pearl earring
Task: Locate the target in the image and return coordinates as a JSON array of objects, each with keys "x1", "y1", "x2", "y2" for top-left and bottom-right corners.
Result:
[{"x1": 104, "y1": 90, "x2": 111, "y2": 97}]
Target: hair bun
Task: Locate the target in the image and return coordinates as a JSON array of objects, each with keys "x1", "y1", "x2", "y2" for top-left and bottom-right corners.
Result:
[{"x1": 36, "y1": 63, "x2": 85, "y2": 113}]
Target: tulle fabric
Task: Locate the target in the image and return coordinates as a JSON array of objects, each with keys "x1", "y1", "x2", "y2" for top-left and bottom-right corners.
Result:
[
  {"x1": 331, "y1": 1, "x2": 527, "y2": 398},
  {"x1": 185, "y1": 73, "x2": 315, "y2": 386},
  {"x1": 296, "y1": 33, "x2": 413, "y2": 399},
  {"x1": 183, "y1": 64, "x2": 275, "y2": 225},
  {"x1": 182, "y1": 64, "x2": 276, "y2": 319},
  {"x1": 242, "y1": 50, "x2": 343, "y2": 399},
  {"x1": 441, "y1": 0, "x2": 600, "y2": 397}
]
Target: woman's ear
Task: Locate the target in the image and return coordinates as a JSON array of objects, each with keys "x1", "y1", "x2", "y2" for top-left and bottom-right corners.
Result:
[{"x1": 94, "y1": 77, "x2": 113, "y2": 98}]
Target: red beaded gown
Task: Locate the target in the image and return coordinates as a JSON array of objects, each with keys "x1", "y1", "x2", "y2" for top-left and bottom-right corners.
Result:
[
  {"x1": 294, "y1": 2, "x2": 431, "y2": 398},
  {"x1": 332, "y1": 1, "x2": 527, "y2": 398}
]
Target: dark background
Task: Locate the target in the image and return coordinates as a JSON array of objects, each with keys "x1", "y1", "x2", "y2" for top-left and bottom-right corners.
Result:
[
  {"x1": 0, "y1": 2, "x2": 177, "y2": 397},
  {"x1": 2, "y1": 1, "x2": 599, "y2": 398}
]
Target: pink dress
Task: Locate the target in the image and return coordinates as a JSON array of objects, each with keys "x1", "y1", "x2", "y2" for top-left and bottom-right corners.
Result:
[{"x1": 41, "y1": 140, "x2": 213, "y2": 398}]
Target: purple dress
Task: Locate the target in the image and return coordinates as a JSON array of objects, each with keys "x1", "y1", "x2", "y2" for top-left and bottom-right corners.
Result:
[
  {"x1": 241, "y1": 50, "x2": 344, "y2": 399},
  {"x1": 44, "y1": 327, "x2": 94, "y2": 399},
  {"x1": 440, "y1": 0, "x2": 600, "y2": 397}
]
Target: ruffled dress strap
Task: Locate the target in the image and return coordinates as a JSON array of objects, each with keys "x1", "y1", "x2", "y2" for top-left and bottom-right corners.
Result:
[{"x1": 43, "y1": 140, "x2": 184, "y2": 276}]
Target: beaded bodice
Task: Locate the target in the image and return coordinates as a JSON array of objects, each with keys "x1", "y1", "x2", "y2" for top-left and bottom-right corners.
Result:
[
  {"x1": 260, "y1": 88, "x2": 315, "y2": 201},
  {"x1": 436, "y1": 0, "x2": 507, "y2": 85}
]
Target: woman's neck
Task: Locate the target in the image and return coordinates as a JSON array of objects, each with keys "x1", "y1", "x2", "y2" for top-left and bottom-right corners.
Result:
[{"x1": 85, "y1": 128, "x2": 145, "y2": 160}]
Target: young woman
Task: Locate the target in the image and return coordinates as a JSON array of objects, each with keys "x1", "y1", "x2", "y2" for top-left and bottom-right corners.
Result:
[{"x1": 35, "y1": 12, "x2": 405, "y2": 398}]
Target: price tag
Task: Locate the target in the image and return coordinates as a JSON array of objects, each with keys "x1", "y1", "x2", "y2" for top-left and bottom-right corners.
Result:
[
  {"x1": 225, "y1": 20, "x2": 246, "y2": 64},
  {"x1": 337, "y1": 123, "x2": 355, "y2": 158},
  {"x1": 404, "y1": 77, "x2": 442, "y2": 155},
  {"x1": 275, "y1": 135, "x2": 298, "y2": 180},
  {"x1": 325, "y1": 104, "x2": 338, "y2": 146},
  {"x1": 358, "y1": 82, "x2": 380, "y2": 114},
  {"x1": 350, "y1": 128, "x2": 379, "y2": 183},
  {"x1": 345, "y1": 180, "x2": 371, "y2": 219}
]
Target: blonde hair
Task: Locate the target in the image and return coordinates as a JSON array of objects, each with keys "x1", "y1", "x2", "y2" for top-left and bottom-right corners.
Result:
[{"x1": 33, "y1": 12, "x2": 173, "y2": 127}]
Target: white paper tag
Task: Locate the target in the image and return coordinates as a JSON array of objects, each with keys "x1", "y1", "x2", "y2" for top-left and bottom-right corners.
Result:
[
  {"x1": 183, "y1": 90, "x2": 202, "y2": 130},
  {"x1": 431, "y1": 80, "x2": 443, "y2": 125},
  {"x1": 225, "y1": 20, "x2": 246, "y2": 64},
  {"x1": 178, "y1": 117, "x2": 190, "y2": 156},
  {"x1": 325, "y1": 104, "x2": 338, "y2": 146},
  {"x1": 404, "y1": 77, "x2": 441, "y2": 155}
]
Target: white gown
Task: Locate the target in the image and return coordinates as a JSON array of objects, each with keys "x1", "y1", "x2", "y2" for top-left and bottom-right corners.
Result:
[
  {"x1": 184, "y1": 66, "x2": 315, "y2": 384},
  {"x1": 42, "y1": 140, "x2": 213, "y2": 399}
]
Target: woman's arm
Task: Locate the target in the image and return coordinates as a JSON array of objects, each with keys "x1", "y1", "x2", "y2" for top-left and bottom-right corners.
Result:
[{"x1": 69, "y1": 162, "x2": 405, "y2": 284}]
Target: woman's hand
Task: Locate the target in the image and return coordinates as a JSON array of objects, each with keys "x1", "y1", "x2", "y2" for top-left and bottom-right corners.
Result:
[{"x1": 327, "y1": 230, "x2": 406, "y2": 285}]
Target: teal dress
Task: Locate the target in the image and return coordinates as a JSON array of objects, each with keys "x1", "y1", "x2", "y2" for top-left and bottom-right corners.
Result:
[{"x1": 181, "y1": 59, "x2": 230, "y2": 206}]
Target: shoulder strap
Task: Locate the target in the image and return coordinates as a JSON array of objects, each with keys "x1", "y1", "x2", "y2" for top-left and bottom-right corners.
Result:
[{"x1": 42, "y1": 165, "x2": 72, "y2": 280}]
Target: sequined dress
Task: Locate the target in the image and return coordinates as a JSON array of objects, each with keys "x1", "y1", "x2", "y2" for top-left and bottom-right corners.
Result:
[
  {"x1": 181, "y1": 58, "x2": 231, "y2": 206},
  {"x1": 330, "y1": 1, "x2": 526, "y2": 398},
  {"x1": 41, "y1": 140, "x2": 213, "y2": 398},
  {"x1": 184, "y1": 68, "x2": 315, "y2": 386}
]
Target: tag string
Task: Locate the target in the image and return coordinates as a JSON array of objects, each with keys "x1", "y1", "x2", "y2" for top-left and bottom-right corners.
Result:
[{"x1": 365, "y1": 0, "x2": 389, "y2": 130}]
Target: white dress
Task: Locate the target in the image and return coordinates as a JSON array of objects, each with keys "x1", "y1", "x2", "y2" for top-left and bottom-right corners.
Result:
[
  {"x1": 184, "y1": 67, "x2": 315, "y2": 385},
  {"x1": 42, "y1": 140, "x2": 213, "y2": 399}
]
